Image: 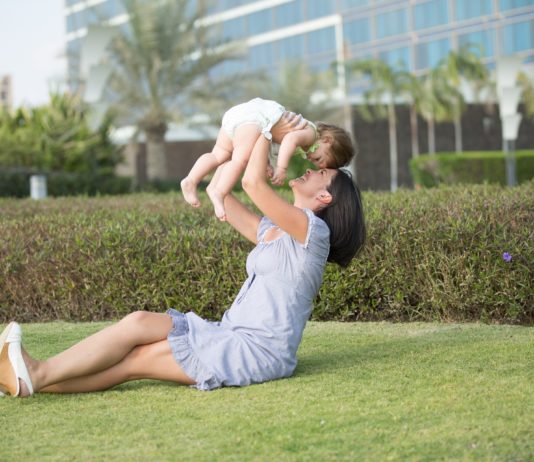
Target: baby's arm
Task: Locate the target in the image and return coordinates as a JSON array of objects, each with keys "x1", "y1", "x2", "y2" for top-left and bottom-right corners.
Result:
[{"x1": 272, "y1": 126, "x2": 316, "y2": 185}]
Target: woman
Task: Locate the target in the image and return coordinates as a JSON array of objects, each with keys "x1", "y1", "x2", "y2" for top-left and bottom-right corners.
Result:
[{"x1": 0, "y1": 120, "x2": 365, "y2": 397}]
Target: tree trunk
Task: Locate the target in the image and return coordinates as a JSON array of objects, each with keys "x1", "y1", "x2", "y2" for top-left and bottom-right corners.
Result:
[
  {"x1": 454, "y1": 113, "x2": 463, "y2": 154},
  {"x1": 145, "y1": 123, "x2": 168, "y2": 181},
  {"x1": 428, "y1": 117, "x2": 436, "y2": 155},
  {"x1": 388, "y1": 102, "x2": 398, "y2": 192},
  {"x1": 410, "y1": 105, "x2": 419, "y2": 158}
]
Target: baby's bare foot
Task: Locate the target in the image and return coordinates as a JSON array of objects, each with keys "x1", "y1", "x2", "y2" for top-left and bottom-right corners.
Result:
[
  {"x1": 180, "y1": 178, "x2": 201, "y2": 207},
  {"x1": 206, "y1": 187, "x2": 227, "y2": 221}
]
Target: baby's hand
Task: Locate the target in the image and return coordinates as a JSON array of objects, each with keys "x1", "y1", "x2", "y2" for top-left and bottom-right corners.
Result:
[
  {"x1": 271, "y1": 167, "x2": 287, "y2": 186},
  {"x1": 266, "y1": 164, "x2": 274, "y2": 178}
]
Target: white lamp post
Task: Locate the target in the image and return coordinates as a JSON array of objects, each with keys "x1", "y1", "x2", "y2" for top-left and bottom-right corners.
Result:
[
  {"x1": 496, "y1": 57, "x2": 523, "y2": 187},
  {"x1": 30, "y1": 175, "x2": 47, "y2": 200}
]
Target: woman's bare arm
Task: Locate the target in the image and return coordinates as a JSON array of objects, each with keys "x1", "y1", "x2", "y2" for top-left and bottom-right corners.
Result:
[
  {"x1": 241, "y1": 137, "x2": 308, "y2": 244},
  {"x1": 223, "y1": 193, "x2": 261, "y2": 244}
]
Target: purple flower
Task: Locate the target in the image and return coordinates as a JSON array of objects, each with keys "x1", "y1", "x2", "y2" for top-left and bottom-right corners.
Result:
[{"x1": 502, "y1": 252, "x2": 512, "y2": 263}]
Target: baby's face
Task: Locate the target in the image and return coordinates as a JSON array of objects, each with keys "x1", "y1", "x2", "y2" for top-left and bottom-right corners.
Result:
[{"x1": 307, "y1": 141, "x2": 333, "y2": 169}]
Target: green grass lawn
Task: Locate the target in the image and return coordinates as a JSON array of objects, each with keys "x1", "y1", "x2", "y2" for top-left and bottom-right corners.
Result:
[{"x1": 1, "y1": 322, "x2": 532, "y2": 461}]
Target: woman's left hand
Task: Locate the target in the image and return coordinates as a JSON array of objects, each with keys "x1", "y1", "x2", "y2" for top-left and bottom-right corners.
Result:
[{"x1": 271, "y1": 111, "x2": 308, "y2": 141}]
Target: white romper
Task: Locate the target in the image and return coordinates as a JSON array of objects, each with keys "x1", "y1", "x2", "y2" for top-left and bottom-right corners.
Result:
[{"x1": 221, "y1": 98, "x2": 285, "y2": 141}]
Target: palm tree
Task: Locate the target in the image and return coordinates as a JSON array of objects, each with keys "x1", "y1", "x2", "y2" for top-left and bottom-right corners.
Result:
[
  {"x1": 105, "y1": 0, "x2": 239, "y2": 180},
  {"x1": 418, "y1": 67, "x2": 459, "y2": 155},
  {"x1": 349, "y1": 59, "x2": 407, "y2": 191},
  {"x1": 400, "y1": 72, "x2": 425, "y2": 159},
  {"x1": 517, "y1": 71, "x2": 534, "y2": 120},
  {"x1": 242, "y1": 61, "x2": 338, "y2": 122},
  {"x1": 438, "y1": 44, "x2": 490, "y2": 153}
]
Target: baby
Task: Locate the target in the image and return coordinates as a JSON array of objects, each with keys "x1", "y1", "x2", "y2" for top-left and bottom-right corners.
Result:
[{"x1": 181, "y1": 98, "x2": 354, "y2": 220}]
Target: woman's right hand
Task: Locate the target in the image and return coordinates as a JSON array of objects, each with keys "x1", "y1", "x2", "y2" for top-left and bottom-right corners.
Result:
[{"x1": 271, "y1": 111, "x2": 308, "y2": 142}]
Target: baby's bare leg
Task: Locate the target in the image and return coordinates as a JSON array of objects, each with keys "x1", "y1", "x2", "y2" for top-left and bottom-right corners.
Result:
[
  {"x1": 181, "y1": 129, "x2": 233, "y2": 207},
  {"x1": 207, "y1": 124, "x2": 261, "y2": 220}
]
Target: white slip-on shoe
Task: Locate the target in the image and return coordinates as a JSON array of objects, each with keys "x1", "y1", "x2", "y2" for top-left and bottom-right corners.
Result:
[
  {"x1": 0, "y1": 322, "x2": 34, "y2": 397},
  {"x1": 0, "y1": 323, "x2": 15, "y2": 396}
]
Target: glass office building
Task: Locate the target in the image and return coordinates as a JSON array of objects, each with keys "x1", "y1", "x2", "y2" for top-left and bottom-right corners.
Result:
[{"x1": 65, "y1": 0, "x2": 534, "y2": 97}]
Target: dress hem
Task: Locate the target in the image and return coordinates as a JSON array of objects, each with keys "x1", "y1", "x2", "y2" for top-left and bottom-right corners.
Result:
[{"x1": 166, "y1": 308, "x2": 221, "y2": 391}]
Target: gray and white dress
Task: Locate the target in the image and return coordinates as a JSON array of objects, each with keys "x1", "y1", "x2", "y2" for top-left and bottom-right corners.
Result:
[{"x1": 166, "y1": 208, "x2": 330, "y2": 390}]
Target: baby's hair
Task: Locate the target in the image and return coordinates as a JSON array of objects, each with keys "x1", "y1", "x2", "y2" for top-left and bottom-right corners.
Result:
[{"x1": 316, "y1": 123, "x2": 357, "y2": 168}]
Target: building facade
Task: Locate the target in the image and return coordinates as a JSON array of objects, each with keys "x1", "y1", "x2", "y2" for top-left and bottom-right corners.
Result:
[
  {"x1": 65, "y1": 0, "x2": 534, "y2": 95},
  {"x1": 0, "y1": 75, "x2": 13, "y2": 112},
  {"x1": 64, "y1": 0, "x2": 534, "y2": 189}
]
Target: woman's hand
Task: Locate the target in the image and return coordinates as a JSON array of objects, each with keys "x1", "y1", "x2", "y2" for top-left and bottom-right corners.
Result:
[
  {"x1": 271, "y1": 111, "x2": 308, "y2": 142},
  {"x1": 242, "y1": 136, "x2": 309, "y2": 244}
]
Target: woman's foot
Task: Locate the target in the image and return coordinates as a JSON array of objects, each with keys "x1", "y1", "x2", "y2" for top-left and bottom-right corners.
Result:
[
  {"x1": 206, "y1": 186, "x2": 227, "y2": 221},
  {"x1": 180, "y1": 177, "x2": 201, "y2": 208},
  {"x1": 0, "y1": 323, "x2": 34, "y2": 397}
]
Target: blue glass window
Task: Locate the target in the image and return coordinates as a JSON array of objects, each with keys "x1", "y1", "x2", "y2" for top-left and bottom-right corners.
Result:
[
  {"x1": 306, "y1": 27, "x2": 336, "y2": 55},
  {"x1": 458, "y1": 29, "x2": 495, "y2": 57},
  {"x1": 67, "y1": 38, "x2": 81, "y2": 57},
  {"x1": 499, "y1": 0, "x2": 534, "y2": 11},
  {"x1": 306, "y1": 0, "x2": 334, "y2": 19},
  {"x1": 109, "y1": 0, "x2": 126, "y2": 17},
  {"x1": 221, "y1": 16, "x2": 247, "y2": 41},
  {"x1": 83, "y1": 5, "x2": 105, "y2": 28},
  {"x1": 249, "y1": 43, "x2": 275, "y2": 70},
  {"x1": 248, "y1": 9, "x2": 273, "y2": 36},
  {"x1": 416, "y1": 38, "x2": 451, "y2": 69},
  {"x1": 379, "y1": 46, "x2": 410, "y2": 70},
  {"x1": 455, "y1": 0, "x2": 493, "y2": 20},
  {"x1": 307, "y1": 55, "x2": 336, "y2": 73},
  {"x1": 223, "y1": 59, "x2": 247, "y2": 76},
  {"x1": 207, "y1": 0, "x2": 244, "y2": 14},
  {"x1": 376, "y1": 9, "x2": 408, "y2": 39},
  {"x1": 277, "y1": 35, "x2": 305, "y2": 62},
  {"x1": 275, "y1": 0, "x2": 303, "y2": 28},
  {"x1": 503, "y1": 20, "x2": 534, "y2": 53},
  {"x1": 339, "y1": 0, "x2": 369, "y2": 10},
  {"x1": 414, "y1": 0, "x2": 449, "y2": 30},
  {"x1": 222, "y1": 0, "x2": 245, "y2": 9},
  {"x1": 67, "y1": 13, "x2": 77, "y2": 33},
  {"x1": 344, "y1": 18, "x2": 370, "y2": 44}
]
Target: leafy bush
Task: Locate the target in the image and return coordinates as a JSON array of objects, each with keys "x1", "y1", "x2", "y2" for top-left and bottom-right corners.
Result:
[
  {"x1": 0, "y1": 183, "x2": 532, "y2": 324},
  {"x1": 0, "y1": 169, "x2": 132, "y2": 198},
  {"x1": 410, "y1": 151, "x2": 534, "y2": 187},
  {"x1": 0, "y1": 93, "x2": 127, "y2": 197}
]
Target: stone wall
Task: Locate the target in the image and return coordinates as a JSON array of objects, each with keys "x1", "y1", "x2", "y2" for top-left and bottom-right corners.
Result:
[
  {"x1": 117, "y1": 105, "x2": 534, "y2": 191},
  {"x1": 353, "y1": 104, "x2": 534, "y2": 191},
  {"x1": 118, "y1": 140, "x2": 214, "y2": 185}
]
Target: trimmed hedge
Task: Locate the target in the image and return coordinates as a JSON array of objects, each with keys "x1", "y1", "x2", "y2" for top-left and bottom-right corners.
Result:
[
  {"x1": 0, "y1": 170, "x2": 133, "y2": 198},
  {"x1": 410, "y1": 150, "x2": 534, "y2": 187},
  {"x1": 0, "y1": 183, "x2": 533, "y2": 324}
]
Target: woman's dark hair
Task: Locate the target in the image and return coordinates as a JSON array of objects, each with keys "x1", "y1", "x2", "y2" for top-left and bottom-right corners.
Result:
[{"x1": 316, "y1": 169, "x2": 366, "y2": 267}]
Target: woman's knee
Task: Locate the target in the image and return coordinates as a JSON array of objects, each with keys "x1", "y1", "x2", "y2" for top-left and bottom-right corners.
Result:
[{"x1": 119, "y1": 311, "x2": 153, "y2": 331}]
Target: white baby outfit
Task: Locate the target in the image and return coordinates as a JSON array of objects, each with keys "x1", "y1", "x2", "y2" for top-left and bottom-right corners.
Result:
[{"x1": 221, "y1": 98, "x2": 286, "y2": 141}]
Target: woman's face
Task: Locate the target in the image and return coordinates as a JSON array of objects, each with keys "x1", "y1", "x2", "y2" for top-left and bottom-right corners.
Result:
[{"x1": 289, "y1": 168, "x2": 337, "y2": 198}]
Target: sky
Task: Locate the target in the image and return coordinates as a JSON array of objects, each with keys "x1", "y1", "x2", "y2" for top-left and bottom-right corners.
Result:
[{"x1": 0, "y1": 0, "x2": 66, "y2": 108}]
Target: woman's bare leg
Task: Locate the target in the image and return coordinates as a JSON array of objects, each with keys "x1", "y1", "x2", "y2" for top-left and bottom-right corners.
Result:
[
  {"x1": 39, "y1": 340, "x2": 195, "y2": 394},
  {"x1": 181, "y1": 129, "x2": 233, "y2": 207},
  {"x1": 207, "y1": 124, "x2": 262, "y2": 220},
  {"x1": 24, "y1": 311, "x2": 176, "y2": 393}
]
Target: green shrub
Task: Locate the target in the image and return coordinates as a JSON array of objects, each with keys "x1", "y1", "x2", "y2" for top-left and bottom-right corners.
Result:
[
  {"x1": 0, "y1": 183, "x2": 532, "y2": 324},
  {"x1": 0, "y1": 94, "x2": 121, "y2": 174},
  {"x1": 0, "y1": 169, "x2": 132, "y2": 198},
  {"x1": 410, "y1": 151, "x2": 534, "y2": 187}
]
